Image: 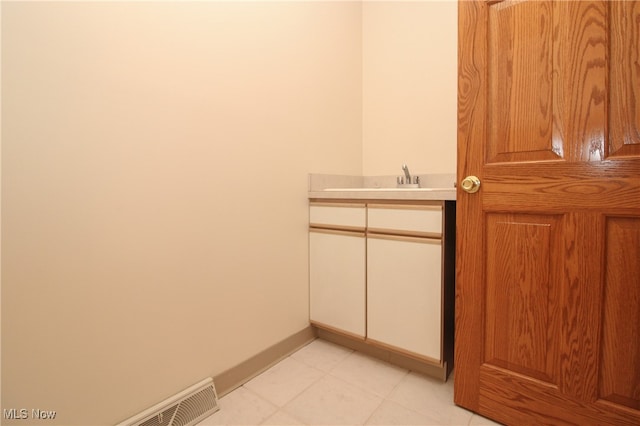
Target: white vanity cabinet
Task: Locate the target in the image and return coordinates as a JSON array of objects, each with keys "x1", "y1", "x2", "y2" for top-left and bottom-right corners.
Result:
[
  {"x1": 309, "y1": 203, "x2": 366, "y2": 338},
  {"x1": 308, "y1": 198, "x2": 456, "y2": 380},
  {"x1": 366, "y1": 204, "x2": 444, "y2": 362}
]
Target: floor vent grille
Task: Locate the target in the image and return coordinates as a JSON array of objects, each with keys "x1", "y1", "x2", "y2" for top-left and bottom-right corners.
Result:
[{"x1": 118, "y1": 378, "x2": 219, "y2": 426}]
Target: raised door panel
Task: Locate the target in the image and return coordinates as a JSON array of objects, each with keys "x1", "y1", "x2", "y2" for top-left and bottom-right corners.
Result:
[
  {"x1": 554, "y1": 0, "x2": 607, "y2": 162},
  {"x1": 484, "y1": 213, "x2": 563, "y2": 385},
  {"x1": 609, "y1": 1, "x2": 640, "y2": 158},
  {"x1": 598, "y1": 217, "x2": 640, "y2": 411},
  {"x1": 367, "y1": 235, "x2": 442, "y2": 361},
  {"x1": 309, "y1": 230, "x2": 366, "y2": 338},
  {"x1": 487, "y1": 0, "x2": 611, "y2": 164},
  {"x1": 487, "y1": 0, "x2": 558, "y2": 163}
]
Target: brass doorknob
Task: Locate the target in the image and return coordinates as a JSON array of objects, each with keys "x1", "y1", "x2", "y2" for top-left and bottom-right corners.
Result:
[{"x1": 461, "y1": 175, "x2": 481, "y2": 193}]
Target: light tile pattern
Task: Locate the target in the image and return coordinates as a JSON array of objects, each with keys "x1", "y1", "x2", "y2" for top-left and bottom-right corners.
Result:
[{"x1": 198, "y1": 338, "x2": 502, "y2": 426}]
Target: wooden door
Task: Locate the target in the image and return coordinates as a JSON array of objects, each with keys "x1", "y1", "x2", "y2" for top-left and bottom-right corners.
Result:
[{"x1": 455, "y1": 1, "x2": 640, "y2": 425}]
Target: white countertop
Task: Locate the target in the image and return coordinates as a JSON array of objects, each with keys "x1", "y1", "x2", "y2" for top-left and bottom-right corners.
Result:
[
  {"x1": 308, "y1": 173, "x2": 457, "y2": 201},
  {"x1": 308, "y1": 188, "x2": 456, "y2": 201}
]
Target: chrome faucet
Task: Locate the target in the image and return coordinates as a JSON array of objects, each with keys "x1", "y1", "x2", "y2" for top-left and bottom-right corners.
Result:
[
  {"x1": 397, "y1": 165, "x2": 419, "y2": 187},
  {"x1": 402, "y1": 164, "x2": 412, "y2": 184}
]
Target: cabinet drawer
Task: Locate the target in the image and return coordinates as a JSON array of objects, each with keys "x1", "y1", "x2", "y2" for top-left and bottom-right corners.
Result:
[
  {"x1": 367, "y1": 204, "x2": 442, "y2": 236},
  {"x1": 310, "y1": 203, "x2": 366, "y2": 230}
]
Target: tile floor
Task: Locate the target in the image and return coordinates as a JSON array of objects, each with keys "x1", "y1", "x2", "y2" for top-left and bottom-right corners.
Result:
[{"x1": 198, "y1": 338, "x2": 502, "y2": 425}]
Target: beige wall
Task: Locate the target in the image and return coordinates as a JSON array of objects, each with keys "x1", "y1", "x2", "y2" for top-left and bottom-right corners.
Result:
[
  {"x1": 1, "y1": 1, "x2": 459, "y2": 424},
  {"x1": 1, "y1": 2, "x2": 362, "y2": 425},
  {"x1": 362, "y1": 1, "x2": 457, "y2": 176}
]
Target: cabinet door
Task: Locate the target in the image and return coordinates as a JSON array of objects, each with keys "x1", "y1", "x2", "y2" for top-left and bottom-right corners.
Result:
[
  {"x1": 367, "y1": 235, "x2": 442, "y2": 361},
  {"x1": 309, "y1": 230, "x2": 366, "y2": 338}
]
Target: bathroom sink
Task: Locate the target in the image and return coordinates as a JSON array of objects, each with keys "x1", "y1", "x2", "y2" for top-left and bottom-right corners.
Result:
[{"x1": 308, "y1": 172, "x2": 457, "y2": 200}]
